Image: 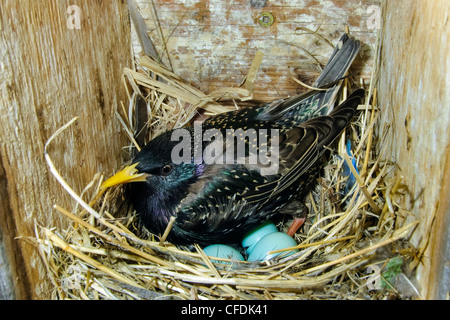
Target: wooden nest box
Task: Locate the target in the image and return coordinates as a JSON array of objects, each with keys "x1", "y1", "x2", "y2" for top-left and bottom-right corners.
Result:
[{"x1": 0, "y1": 0, "x2": 448, "y2": 299}]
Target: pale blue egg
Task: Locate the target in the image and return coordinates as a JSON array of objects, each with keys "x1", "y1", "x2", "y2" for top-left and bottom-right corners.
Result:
[
  {"x1": 203, "y1": 244, "x2": 245, "y2": 264},
  {"x1": 241, "y1": 221, "x2": 278, "y2": 255},
  {"x1": 247, "y1": 232, "x2": 299, "y2": 262}
]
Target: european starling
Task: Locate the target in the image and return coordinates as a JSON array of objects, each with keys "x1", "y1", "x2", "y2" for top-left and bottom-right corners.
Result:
[{"x1": 101, "y1": 33, "x2": 364, "y2": 246}]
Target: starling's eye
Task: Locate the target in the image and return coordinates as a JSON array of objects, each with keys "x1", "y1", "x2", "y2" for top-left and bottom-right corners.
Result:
[{"x1": 160, "y1": 164, "x2": 173, "y2": 176}]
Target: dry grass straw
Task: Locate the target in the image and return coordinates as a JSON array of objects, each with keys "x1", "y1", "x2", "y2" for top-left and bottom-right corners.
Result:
[{"x1": 37, "y1": 34, "x2": 421, "y2": 300}]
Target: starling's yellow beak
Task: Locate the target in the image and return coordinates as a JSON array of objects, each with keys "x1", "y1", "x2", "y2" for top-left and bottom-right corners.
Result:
[{"x1": 100, "y1": 163, "x2": 149, "y2": 190}]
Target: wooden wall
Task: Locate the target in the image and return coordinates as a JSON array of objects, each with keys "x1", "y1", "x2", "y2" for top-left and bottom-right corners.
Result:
[
  {"x1": 132, "y1": 0, "x2": 379, "y2": 103},
  {"x1": 2, "y1": 0, "x2": 447, "y2": 300},
  {"x1": 0, "y1": 1, "x2": 132, "y2": 299},
  {"x1": 378, "y1": 0, "x2": 450, "y2": 299}
]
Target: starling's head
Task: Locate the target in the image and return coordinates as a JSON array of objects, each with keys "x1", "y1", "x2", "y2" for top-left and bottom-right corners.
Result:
[
  {"x1": 101, "y1": 130, "x2": 203, "y2": 227},
  {"x1": 131, "y1": 131, "x2": 203, "y2": 196}
]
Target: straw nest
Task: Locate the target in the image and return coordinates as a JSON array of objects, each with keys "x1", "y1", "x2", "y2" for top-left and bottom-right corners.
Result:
[{"x1": 37, "y1": 34, "x2": 421, "y2": 300}]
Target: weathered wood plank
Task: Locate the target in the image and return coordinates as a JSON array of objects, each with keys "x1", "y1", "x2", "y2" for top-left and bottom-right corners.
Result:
[
  {"x1": 0, "y1": 0, "x2": 132, "y2": 299},
  {"x1": 378, "y1": 0, "x2": 450, "y2": 299},
  {"x1": 132, "y1": 0, "x2": 379, "y2": 102}
]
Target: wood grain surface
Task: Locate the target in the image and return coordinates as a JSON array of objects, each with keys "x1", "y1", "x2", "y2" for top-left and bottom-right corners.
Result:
[
  {"x1": 132, "y1": 0, "x2": 379, "y2": 103},
  {"x1": 0, "y1": 0, "x2": 132, "y2": 299},
  {"x1": 378, "y1": 0, "x2": 450, "y2": 299}
]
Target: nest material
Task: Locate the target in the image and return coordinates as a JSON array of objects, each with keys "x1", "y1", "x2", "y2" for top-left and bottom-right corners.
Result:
[{"x1": 38, "y1": 34, "x2": 421, "y2": 300}]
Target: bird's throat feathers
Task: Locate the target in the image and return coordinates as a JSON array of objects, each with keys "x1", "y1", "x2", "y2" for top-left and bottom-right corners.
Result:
[{"x1": 131, "y1": 162, "x2": 206, "y2": 231}]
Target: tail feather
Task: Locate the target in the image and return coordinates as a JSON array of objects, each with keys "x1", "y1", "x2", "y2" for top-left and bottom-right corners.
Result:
[
  {"x1": 261, "y1": 34, "x2": 361, "y2": 126},
  {"x1": 314, "y1": 33, "x2": 361, "y2": 88}
]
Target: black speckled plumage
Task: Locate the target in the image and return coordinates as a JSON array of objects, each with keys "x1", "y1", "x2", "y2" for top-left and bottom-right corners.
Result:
[{"x1": 118, "y1": 34, "x2": 364, "y2": 246}]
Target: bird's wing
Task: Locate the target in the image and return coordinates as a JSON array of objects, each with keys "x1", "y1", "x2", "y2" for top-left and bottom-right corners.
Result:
[
  {"x1": 177, "y1": 90, "x2": 364, "y2": 241},
  {"x1": 236, "y1": 89, "x2": 365, "y2": 206},
  {"x1": 174, "y1": 121, "x2": 329, "y2": 242}
]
